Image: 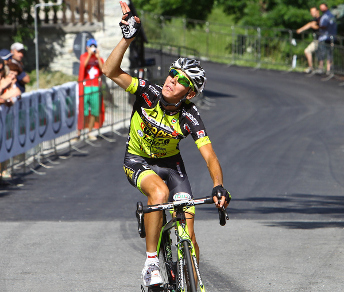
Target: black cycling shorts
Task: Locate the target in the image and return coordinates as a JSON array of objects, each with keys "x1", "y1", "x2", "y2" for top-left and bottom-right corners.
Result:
[{"x1": 123, "y1": 152, "x2": 193, "y2": 202}]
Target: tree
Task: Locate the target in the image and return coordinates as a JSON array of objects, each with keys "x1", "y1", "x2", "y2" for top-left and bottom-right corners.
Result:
[
  {"x1": 133, "y1": 0, "x2": 343, "y2": 34},
  {"x1": 0, "y1": 0, "x2": 41, "y2": 42},
  {"x1": 134, "y1": 0, "x2": 215, "y2": 21},
  {"x1": 218, "y1": 0, "x2": 344, "y2": 32}
]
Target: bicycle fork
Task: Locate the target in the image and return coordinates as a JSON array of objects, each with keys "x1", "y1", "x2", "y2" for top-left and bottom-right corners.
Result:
[{"x1": 176, "y1": 225, "x2": 206, "y2": 292}]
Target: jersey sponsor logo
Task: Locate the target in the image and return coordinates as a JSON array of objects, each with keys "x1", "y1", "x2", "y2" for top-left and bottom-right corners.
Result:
[
  {"x1": 141, "y1": 122, "x2": 178, "y2": 138},
  {"x1": 142, "y1": 93, "x2": 152, "y2": 107},
  {"x1": 123, "y1": 165, "x2": 135, "y2": 180},
  {"x1": 173, "y1": 192, "x2": 191, "y2": 201},
  {"x1": 142, "y1": 135, "x2": 170, "y2": 147},
  {"x1": 196, "y1": 130, "x2": 206, "y2": 138},
  {"x1": 176, "y1": 162, "x2": 184, "y2": 178},
  {"x1": 182, "y1": 111, "x2": 199, "y2": 126},
  {"x1": 141, "y1": 108, "x2": 177, "y2": 136},
  {"x1": 184, "y1": 124, "x2": 191, "y2": 133},
  {"x1": 148, "y1": 85, "x2": 160, "y2": 97},
  {"x1": 139, "y1": 80, "x2": 146, "y2": 87},
  {"x1": 171, "y1": 118, "x2": 177, "y2": 124},
  {"x1": 137, "y1": 129, "x2": 144, "y2": 137},
  {"x1": 192, "y1": 105, "x2": 200, "y2": 115}
]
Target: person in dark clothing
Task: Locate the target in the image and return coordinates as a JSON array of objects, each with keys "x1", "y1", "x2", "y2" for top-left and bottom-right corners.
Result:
[{"x1": 10, "y1": 42, "x2": 30, "y2": 93}]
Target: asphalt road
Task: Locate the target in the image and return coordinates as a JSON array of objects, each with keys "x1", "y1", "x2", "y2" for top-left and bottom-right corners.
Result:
[{"x1": 1, "y1": 63, "x2": 344, "y2": 292}]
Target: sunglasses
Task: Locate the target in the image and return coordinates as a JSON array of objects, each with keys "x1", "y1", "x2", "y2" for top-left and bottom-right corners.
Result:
[{"x1": 169, "y1": 68, "x2": 194, "y2": 91}]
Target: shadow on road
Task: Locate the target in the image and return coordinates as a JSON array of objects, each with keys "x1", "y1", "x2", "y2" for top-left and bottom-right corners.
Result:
[
  {"x1": 203, "y1": 89, "x2": 237, "y2": 99},
  {"x1": 228, "y1": 193, "x2": 344, "y2": 229},
  {"x1": 264, "y1": 220, "x2": 344, "y2": 229}
]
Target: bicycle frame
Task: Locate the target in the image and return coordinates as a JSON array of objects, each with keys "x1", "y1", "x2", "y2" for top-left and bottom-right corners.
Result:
[
  {"x1": 137, "y1": 195, "x2": 229, "y2": 292},
  {"x1": 156, "y1": 206, "x2": 205, "y2": 292}
]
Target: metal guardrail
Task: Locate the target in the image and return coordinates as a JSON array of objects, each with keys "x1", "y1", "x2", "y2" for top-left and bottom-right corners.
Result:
[{"x1": 0, "y1": 77, "x2": 131, "y2": 183}]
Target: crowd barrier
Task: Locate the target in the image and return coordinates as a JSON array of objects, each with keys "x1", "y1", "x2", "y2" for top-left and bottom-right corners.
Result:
[{"x1": 0, "y1": 77, "x2": 132, "y2": 181}]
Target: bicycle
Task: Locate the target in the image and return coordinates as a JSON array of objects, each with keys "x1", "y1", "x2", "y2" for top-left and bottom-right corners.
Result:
[{"x1": 136, "y1": 191, "x2": 229, "y2": 292}]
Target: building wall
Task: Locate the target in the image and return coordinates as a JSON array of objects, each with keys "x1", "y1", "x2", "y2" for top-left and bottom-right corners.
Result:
[{"x1": 0, "y1": 0, "x2": 130, "y2": 76}]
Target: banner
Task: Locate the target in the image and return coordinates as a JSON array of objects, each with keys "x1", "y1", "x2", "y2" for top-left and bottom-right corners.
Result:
[{"x1": 0, "y1": 82, "x2": 78, "y2": 163}]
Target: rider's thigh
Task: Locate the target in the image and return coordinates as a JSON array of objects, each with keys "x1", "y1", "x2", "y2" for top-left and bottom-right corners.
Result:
[{"x1": 140, "y1": 173, "x2": 169, "y2": 204}]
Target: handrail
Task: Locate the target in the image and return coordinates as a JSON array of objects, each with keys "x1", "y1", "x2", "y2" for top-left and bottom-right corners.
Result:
[{"x1": 0, "y1": 0, "x2": 104, "y2": 27}]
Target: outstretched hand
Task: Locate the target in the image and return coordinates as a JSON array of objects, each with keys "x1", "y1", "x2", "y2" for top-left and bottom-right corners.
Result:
[{"x1": 119, "y1": 1, "x2": 141, "y2": 39}]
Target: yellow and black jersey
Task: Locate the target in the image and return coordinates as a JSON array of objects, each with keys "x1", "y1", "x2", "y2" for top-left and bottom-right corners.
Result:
[{"x1": 125, "y1": 77, "x2": 211, "y2": 158}]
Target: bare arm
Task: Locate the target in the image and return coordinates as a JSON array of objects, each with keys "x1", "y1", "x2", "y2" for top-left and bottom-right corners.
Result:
[
  {"x1": 199, "y1": 143, "x2": 229, "y2": 208},
  {"x1": 21, "y1": 74, "x2": 30, "y2": 84},
  {"x1": 83, "y1": 49, "x2": 93, "y2": 68},
  {"x1": 199, "y1": 143, "x2": 223, "y2": 187},
  {"x1": 1, "y1": 86, "x2": 21, "y2": 100},
  {"x1": 102, "y1": 38, "x2": 134, "y2": 90},
  {"x1": 296, "y1": 21, "x2": 318, "y2": 34}
]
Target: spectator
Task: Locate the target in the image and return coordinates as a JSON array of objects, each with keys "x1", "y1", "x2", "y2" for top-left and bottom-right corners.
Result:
[
  {"x1": 0, "y1": 48, "x2": 12, "y2": 76},
  {"x1": 78, "y1": 38, "x2": 104, "y2": 141},
  {"x1": 316, "y1": 3, "x2": 337, "y2": 74},
  {"x1": 0, "y1": 58, "x2": 6, "y2": 103},
  {"x1": 296, "y1": 7, "x2": 321, "y2": 73},
  {"x1": 0, "y1": 62, "x2": 22, "y2": 106},
  {"x1": 10, "y1": 42, "x2": 30, "y2": 93},
  {"x1": 0, "y1": 62, "x2": 21, "y2": 179},
  {"x1": 0, "y1": 58, "x2": 5, "y2": 78}
]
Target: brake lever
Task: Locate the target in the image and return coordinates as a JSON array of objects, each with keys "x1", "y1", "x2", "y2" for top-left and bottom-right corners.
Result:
[
  {"x1": 136, "y1": 202, "x2": 146, "y2": 238},
  {"x1": 216, "y1": 190, "x2": 229, "y2": 226},
  {"x1": 218, "y1": 207, "x2": 229, "y2": 226}
]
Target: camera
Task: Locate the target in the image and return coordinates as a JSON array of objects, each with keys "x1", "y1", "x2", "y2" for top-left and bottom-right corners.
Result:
[{"x1": 91, "y1": 47, "x2": 96, "y2": 53}]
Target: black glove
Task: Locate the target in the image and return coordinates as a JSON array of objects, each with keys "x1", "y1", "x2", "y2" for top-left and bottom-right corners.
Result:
[
  {"x1": 212, "y1": 185, "x2": 231, "y2": 204},
  {"x1": 119, "y1": 11, "x2": 141, "y2": 39}
]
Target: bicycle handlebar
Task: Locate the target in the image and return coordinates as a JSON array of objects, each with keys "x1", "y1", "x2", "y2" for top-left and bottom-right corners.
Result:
[
  {"x1": 141, "y1": 196, "x2": 214, "y2": 213},
  {"x1": 136, "y1": 195, "x2": 229, "y2": 234}
]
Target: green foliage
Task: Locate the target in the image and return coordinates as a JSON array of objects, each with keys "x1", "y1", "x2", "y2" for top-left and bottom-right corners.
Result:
[
  {"x1": 218, "y1": 0, "x2": 344, "y2": 33},
  {"x1": 134, "y1": 0, "x2": 344, "y2": 34},
  {"x1": 0, "y1": 0, "x2": 39, "y2": 43},
  {"x1": 27, "y1": 69, "x2": 77, "y2": 91},
  {"x1": 135, "y1": 0, "x2": 215, "y2": 21}
]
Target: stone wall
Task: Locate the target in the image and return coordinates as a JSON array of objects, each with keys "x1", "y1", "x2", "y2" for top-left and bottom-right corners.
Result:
[{"x1": 50, "y1": 0, "x2": 130, "y2": 75}]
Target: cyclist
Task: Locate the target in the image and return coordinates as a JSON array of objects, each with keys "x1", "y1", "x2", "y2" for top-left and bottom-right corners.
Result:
[{"x1": 103, "y1": 1, "x2": 231, "y2": 287}]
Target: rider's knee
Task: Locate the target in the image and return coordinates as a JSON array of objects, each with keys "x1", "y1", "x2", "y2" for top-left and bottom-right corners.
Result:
[{"x1": 148, "y1": 185, "x2": 169, "y2": 204}]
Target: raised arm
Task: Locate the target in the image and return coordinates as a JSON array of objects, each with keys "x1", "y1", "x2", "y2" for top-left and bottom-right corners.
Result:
[
  {"x1": 102, "y1": 1, "x2": 141, "y2": 90},
  {"x1": 102, "y1": 38, "x2": 134, "y2": 90}
]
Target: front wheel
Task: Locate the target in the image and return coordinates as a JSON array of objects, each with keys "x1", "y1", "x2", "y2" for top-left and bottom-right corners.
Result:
[{"x1": 183, "y1": 240, "x2": 197, "y2": 292}]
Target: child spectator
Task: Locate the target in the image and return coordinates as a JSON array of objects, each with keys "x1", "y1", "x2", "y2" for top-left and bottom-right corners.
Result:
[
  {"x1": 0, "y1": 62, "x2": 22, "y2": 105},
  {"x1": 0, "y1": 62, "x2": 21, "y2": 179},
  {"x1": 78, "y1": 38, "x2": 104, "y2": 141}
]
